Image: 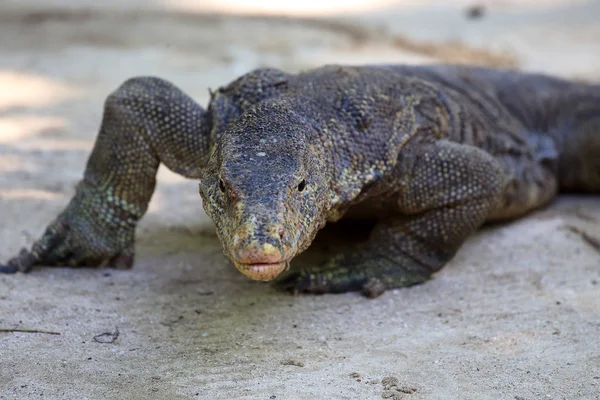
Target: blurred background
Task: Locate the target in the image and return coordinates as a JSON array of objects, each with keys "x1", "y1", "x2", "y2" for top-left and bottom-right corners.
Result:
[
  {"x1": 2, "y1": 0, "x2": 598, "y2": 206},
  {"x1": 2, "y1": 0, "x2": 599, "y2": 172}
]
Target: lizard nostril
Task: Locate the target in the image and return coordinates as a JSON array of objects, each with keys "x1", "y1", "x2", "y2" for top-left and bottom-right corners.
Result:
[{"x1": 278, "y1": 227, "x2": 286, "y2": 240}]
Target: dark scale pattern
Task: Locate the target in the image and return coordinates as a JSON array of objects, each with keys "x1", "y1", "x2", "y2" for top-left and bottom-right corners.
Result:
[{"x1": 3, "y1": 64, "x2": 599, "y2": 297}]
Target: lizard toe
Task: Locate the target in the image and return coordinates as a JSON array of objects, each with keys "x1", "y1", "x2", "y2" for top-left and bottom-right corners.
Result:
[
  {"x1": 108, "y1": 254, "x2": 134, "y2": 270},
  {"x1": 274, "y1": 271, "x2": 311, "y2": 294},
  {"x1": 0, "y1": 264, "x2": 19, "y2": 274},
  {"x1": 0, "y1": 248, "x2": 39, "y2": 273},
  {"x1": 274, "y1": 268, "x2": 358, "y2": 295}
]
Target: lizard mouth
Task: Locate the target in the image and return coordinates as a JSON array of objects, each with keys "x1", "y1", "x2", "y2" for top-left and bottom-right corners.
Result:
[{"x1": 233, "y1": 260, "x2": 290, "y2": 281}]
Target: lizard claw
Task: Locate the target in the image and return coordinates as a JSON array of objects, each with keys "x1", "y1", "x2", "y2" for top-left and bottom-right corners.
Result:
[
  {"x1": 1, "y1": 248, "x2": 40, "y2": 273},
  {"x1": 274, "y1": 268, "x2": 356, "y2": 295},
  {"x1": 1, "y1": 230, "x2": 135, "y2": 274},
  {"x1": 274, "y1": 251, "x2": 430, "y2": 295},
  {"x1": 0, "y1": 264, "x2": 19, "y2": 274},
  {"x1": 1, "y1": 186, "x2": 136, "y2": 274},
  {"x1": 274, "y1": 270, "x2": 317, "y2": 295}
]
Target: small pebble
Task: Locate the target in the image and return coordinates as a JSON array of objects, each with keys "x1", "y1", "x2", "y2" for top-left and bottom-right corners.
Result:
[
  {"x1": 281, "y1": 359, "x2": 304, "y2": 367},
  {"x1": 362, "y1": 278, "x2": 386, "y2": 298}
]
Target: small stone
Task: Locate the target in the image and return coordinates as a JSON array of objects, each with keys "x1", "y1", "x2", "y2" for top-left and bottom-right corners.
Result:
[
  {"x1": 465, "y1": 4, "x2": 485, "y2": 19},
  {"x1": 381, "y1": 391, "x2": 402, "y2": 400},
  {"x1": 381, "y1": 376, "x2": 398, "y2": 390},
  {"x1": 362, "y1": 278, "x2": 386, "y2": 298},
  {"x1": 397, "y1": 386, "x2": 417, "y2": 394},
  {"x1": 281, "y1": 358, "x2": 304, "y2": 367}
]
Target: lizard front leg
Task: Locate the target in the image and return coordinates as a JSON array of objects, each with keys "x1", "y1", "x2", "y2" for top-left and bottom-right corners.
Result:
[
  {"x1": 277, "y1": 140, "x2": 505, "y2": 296},
  {"x1": 1, "y1": 77, "x2": 213, "y2": 273}
]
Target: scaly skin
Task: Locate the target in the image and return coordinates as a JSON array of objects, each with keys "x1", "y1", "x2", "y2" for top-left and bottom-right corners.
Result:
[{"x1": 2, "y1": 64, "x2": 599, "y2": 297}]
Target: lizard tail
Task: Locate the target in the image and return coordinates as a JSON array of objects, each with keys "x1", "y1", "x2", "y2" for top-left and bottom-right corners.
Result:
[{"x1": 550, "y1": 85, "x2": 600, "y2": 193}]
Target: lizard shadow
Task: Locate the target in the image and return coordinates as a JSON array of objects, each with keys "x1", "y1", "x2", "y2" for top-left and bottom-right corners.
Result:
[
  {"x1": 288, "y1": 218, "x2": 377, "y2": 269},
  {"x1": 136, "y1": 216, "x2": 377, "y2": 281}
]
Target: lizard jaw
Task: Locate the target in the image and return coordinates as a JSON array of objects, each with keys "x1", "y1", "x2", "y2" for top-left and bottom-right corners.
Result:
[{"x1": 233, "y1": 260, "x2": 290, "y2": 281}]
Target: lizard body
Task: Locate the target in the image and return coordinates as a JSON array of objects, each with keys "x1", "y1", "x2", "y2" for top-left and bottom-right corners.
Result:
[{"x1": 3, "y1": 64, "x2": 599, "y2": 295}]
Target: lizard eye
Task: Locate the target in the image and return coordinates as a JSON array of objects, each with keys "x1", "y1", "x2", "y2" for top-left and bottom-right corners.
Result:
[
  {"x1": 297, "y1": 179, "x2": 306, "y2": 192},
  {"x1": 219, "y1": 179, "x2": 226, "y2": 194}
]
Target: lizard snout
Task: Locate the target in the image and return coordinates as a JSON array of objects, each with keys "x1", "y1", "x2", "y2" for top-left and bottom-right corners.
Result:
[{"x1": 229, "y1": 223, "x2": 290, "y2": 282}]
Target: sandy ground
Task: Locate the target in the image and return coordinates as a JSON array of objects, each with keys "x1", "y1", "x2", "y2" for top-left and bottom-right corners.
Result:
[{"x1": 1, "y1": 1, "x2": 600, "y2": 399}]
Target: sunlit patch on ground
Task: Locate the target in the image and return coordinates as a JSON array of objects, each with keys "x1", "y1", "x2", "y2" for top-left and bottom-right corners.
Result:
[
  {"x1": 0, "y1": 70, "x2": 80, "y2": 110},
  {"x1": 0, "y1": 116, "x2": 69, "y2": 143},
  {"x1": 0, "y1": 188, "x2": 63, "y2": 200}
]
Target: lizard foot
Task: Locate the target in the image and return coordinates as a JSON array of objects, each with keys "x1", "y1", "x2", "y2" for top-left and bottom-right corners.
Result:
[
  {"x1": 274, "y1": 249, "x2": 431, "y2": 297},
  {"x1": 1, "y1": 183, "x2": 136, "y2": 273}
]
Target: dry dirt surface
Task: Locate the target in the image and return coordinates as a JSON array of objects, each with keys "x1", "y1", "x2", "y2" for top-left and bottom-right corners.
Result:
[{"x1": 1, "y1": 1, "x2": 600, "y2": 399}]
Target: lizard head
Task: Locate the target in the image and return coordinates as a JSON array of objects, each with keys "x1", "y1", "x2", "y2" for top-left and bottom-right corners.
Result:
[{"x1": 199, "y1": 100, "x2": 331, "y2": 282}]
